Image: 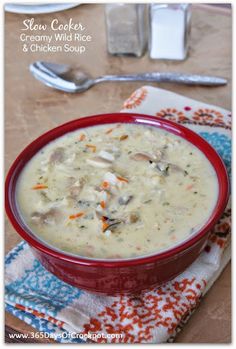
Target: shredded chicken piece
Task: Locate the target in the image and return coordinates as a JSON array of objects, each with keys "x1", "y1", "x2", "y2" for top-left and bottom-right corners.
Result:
[
  {"x1": 130, "y1": 152, "x2": 154, "y2": 162},
  {"x1": 86, "y1": 157, "x2": 112, "y2": 168}
]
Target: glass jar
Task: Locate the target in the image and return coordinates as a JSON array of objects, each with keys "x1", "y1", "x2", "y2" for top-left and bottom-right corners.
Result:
[
  {"x1": 149, "y1": 4, "x2": 191, "y2": 60},
  {"x1": 105, "y1": 4, "x2": 147, "y2": 57}
]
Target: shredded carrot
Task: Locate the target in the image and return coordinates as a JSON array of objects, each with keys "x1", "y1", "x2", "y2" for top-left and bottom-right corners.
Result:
[
  {"x1": 32, "y1": 184, "x2": 48, "y2": 190},
  {"x1": 105, "y1": 128, "x2": 114, "y2": 134},
  {"x1": 86, "y1": 144, "x2": 96, "y2": 152},
  {"x1": 100, "y1": 200, "x2": 106, "y2": 209},
  {"x1": 120, "y1": 134, "x2": 129, "y2": 141},
  {"x1": 79, "y1": 133, "x2": 86, "y2": 141},
  {"x1": 101, "y1": 181, "x2": 110, "y2": 189},
  {"x1": 100, "y1": 216, "x2": 109, "y2": 232},
  {"x1": 186, "y1": 184, "x2": 194, "y2": 191},
  {"x1": 69, "y1": 212, "x2": 84, "y2": 220},
  {"x1": 102, "y1": 222, "x2": 109, "y2": 232},
  {"x1": 117, "y1": 176, "x2": 129, "y2": 183}
]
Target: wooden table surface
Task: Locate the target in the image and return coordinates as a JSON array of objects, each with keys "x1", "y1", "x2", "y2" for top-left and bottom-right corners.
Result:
[{"x1": 5, "y1": 4, "x2": 231, "y2": 343}]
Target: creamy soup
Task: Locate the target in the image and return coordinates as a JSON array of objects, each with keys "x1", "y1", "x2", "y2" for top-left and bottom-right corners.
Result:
[{"x1": 16, "y1": 123, "x2": 218, "y2": 259}]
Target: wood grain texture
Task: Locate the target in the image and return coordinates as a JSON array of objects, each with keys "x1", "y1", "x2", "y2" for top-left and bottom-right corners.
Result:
[{"x1": 5, "y1": 4, "x2": 231, "y2": 343}]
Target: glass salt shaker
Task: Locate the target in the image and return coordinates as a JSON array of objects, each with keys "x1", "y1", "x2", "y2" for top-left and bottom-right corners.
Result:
[
  {"x1": 105, "y1": 4, "x2": 147, "y2": 57},
  {"x1": 149, "y1": 4, "x2": 191, "y2": 60}
]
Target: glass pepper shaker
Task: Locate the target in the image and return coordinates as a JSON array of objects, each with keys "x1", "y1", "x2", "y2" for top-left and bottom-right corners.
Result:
[
  {"x1": 105, "y1": 4, "x2": 147, "y2": 57},
  {"x1": 149, "y1": 4, "x2": 191, "y2": 60}
]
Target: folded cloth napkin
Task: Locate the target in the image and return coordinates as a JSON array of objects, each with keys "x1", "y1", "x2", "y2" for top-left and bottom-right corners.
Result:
[{"x1": 5, "y1": 86, "x2": 231, "y2": 343}]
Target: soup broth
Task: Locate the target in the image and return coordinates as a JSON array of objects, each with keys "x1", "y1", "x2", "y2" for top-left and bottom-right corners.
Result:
[{"x1": 16, "y1": 123, "x2": 218, "y2": 259}]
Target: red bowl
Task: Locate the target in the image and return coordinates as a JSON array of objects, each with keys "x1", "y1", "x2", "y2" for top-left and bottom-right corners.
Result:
[{"x1": 5, "y1": 113, "x2": 229, "y2": 295}]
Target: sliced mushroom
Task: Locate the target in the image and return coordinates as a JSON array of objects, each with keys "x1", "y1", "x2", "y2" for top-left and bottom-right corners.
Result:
[
  {"x1": 128, "y1": 212, "x2": 140, "y2": 224},
  {"x1": 69, "y1": 185, "x2": 82, "y2": 198},
  {"x1": 49, "y1": 147, "x2": 65, "y2": 165},
  {"x1": 68, "y1": 177, "x2": 86, "y2": 199},
  {"x1": 31, "y1": 208, "x2": 62, "y2": 225},
  {"x1": 66, "y1": 176, "x2": 77, "y2": 187},
  {"x1": 130, "y1": 152, "x2": 154, "y2": 162},
  {"x1": 118, "y1": 195, "x2": 133, "y2": 205},
  {"x1": 86, "y1": 156, "x2": 112, "y2": 168}
]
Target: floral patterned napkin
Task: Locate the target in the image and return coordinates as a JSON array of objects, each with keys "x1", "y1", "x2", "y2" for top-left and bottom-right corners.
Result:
[{"x1": 5, "y1": 86, "x2": 231, "y2": 343}]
